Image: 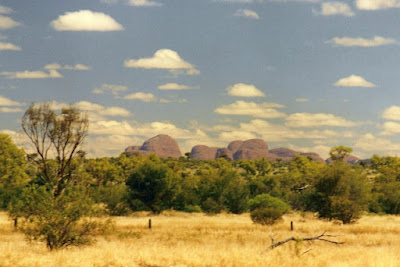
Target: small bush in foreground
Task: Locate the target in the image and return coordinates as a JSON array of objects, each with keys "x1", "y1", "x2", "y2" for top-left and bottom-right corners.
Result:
[{"x1": 250, "y1": 207, "x2": 283, "y2": 225}]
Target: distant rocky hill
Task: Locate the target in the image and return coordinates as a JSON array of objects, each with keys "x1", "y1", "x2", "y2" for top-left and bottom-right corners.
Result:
[
  {"x1": 190, "y1": 139, "x2": 269, "y2": 160},
  {"x1": 325, "y1": 154, "x2": 360, "y2": 164},
  {"x1": 269, "y1": 148, "x2": 325, "y2": 163},
  {"x1": 124, "y1": 135, "x2": 325, "y2": 162},
  {"x1": 125, "y1": 134, "x2": 182, "y2": 158}
]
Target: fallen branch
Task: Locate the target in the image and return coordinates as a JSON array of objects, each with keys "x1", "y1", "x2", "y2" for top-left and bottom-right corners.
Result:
[{"x1": 269, "y1": 231, "x2": 344, "y2": 249}]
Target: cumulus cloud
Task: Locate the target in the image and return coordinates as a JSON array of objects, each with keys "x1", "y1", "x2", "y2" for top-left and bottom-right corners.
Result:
[
  {"x1": 123, "y1": 92, "x2": 156, "y2": 102},
  {"x1": 92, "y1": 84, "x2": 128, "y2": 95},
  {"x1": 214, "y1": 101, "x2": 286, "y2": 118},
  {"x1": 334, "y1": 75, "x2": 376, "y2": 88},
  {"x1": 124, "y1": 49, "x2": 200, "y2": 76},
  {"x1": 380, "y1": 121, "x2": 400, "y2": 135},
  {"x1": 234, "y1": 9, "x2": 260, "y2": 19},
  {"x1": 316, "y1": 2, "x2": 355, "y2": 16},
  {"x1": 0, "y1": 95, "x2": 24, "y2": 106},
  {"x1": 0, "y1": 107, "x2": 23, "y2": 113},
  {"x1": 328, "y1": 36, "x2": 396, "y2": 47},
  {"x1": 0, "y1": 41, "x2": 21, "y2": 51},
  {"x1": 51, "y1": 10, "x2": 124, "y2": 31},
  {"x1": 158, "y1": 83, "x2": 193, "y2": 90},
  {"x1": 356, "y1": 0, "x2": 400, "y2": 10},
  {"x1": 1, "y1": 69, "x2": 63, "y2": 79},
  {"x1": 44, "y1": 63, "x2": 91, "y2": 71},
  {"x1": 0, "y1": 15, "x2": 20, "y2": 29},
  {"x1": 285, "y1": 113, "x2": 358, "y2": 128},
  {"x1": 382, "y1": 105, "x2": 400, "y2": 121},
  {"x1": 355, "y1": 133, "x2": 400, "y2": 155},
  {"x1": 0, "y1": 5, "x2": 12, "y2": 14},
  {"x1": 213, "y1": 119, "x2": 352, "y2": 143},
  {"x1": 128, "y1": 0, "x2": 163, "y2": 6},
  {"x1": 49, "y1": 101, "x2": 131, "y2": 122},
  {"x1": 295, "y1": 98, "x2": 309, "y2": 102},
  {"x1": 226, "y1": 83, "x2": 265, "y2": 97}
]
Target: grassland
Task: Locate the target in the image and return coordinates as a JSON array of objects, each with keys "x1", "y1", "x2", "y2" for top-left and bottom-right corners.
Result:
[{"x1": 1, "y1": 211, "x2": 399, "y2": 267}]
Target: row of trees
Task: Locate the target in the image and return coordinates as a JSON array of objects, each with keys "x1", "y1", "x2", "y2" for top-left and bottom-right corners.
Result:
[{"x1": 1, "y1": 103, "x2": 400, "y2": 249}]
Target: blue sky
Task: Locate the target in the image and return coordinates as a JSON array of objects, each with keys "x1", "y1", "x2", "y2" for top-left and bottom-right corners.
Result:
[{"x1": 2, "y1": 0, "x2": 400, "y2": 159}]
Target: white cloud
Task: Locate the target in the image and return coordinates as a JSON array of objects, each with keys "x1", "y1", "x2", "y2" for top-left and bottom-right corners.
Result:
[
  {"x1": 356, "y1": 0, "x2": 400, "y2": 10},
  {"x1": 214, "y1": 101, "x2": 286, "y2": 118},
  {"x1": 158, "y1": 83, "x2": 193, "y2": 90},
  {"x1": 128, "y1": 0, "x2": 163, "y2": 6},
  {"x1": 0, "y1": 95, "x2": 24, "y2": 106},
  {"x1": 44, "y1": 63, "x2": 91, "y2": 71},
  {"x1": 92, "y1": 84, "x2": 128, "y2": 95},
  {"x1": 1, "y1": 70, "x2": 63, "y2": 79},
  {"x1": 49, "y1": 101, "x2": 131, "y2": 122},
  {"x1": 51, "y1": 10, "x2": 124, "y2": 31},
  {"x1": 380, "y1": 121, "x2": 400, "y2": 135},
  {"x1": 295, "y1": 98, "x2": 309, "y2": 102},
  {"x1": 329, "y1": 36, "x2": 396, "y2": 47},
  {"x1": 285, "y1": 113, "x2": 358, "y2": 128},
  {"x1": 317, "y1": 2, "x2": 355, "y2": 16},
  {"x1": 382, "y1": 106, "x2": 400, "y2": 121},
  {"x1": 213, "y1": 119, "x2": 352, "y2": 143},
  {"x1": 334, "y1": 75, "x2": 376, "y2": 88},
  {"x1": 0, "y1": 5, "x2": 12, "y2": 14},
  {"x1": 355, "y1": 133, "x2": 400, "y2": 155},
  {"x1": 123, "y1": 92, "x2": 156, "y2": 102},
  {"x1": 226, "y1": 83, "x2": 265, "y2": 97},
  {"x1": 0, "y1": 41, "x2": 21, "y2": 51},
  {"x1": 234, "y1": 9, "x2": 260, "y2": 19},
  {"x1": 219, "y1": 131, "x2": 258, "y2": 141},
  {"x1": 124, "y1": 49, "x2": 200, "y2": 76},
  {"x1": 0, "y1": 107, "x2": 23, "y2": 113},
  {"x1": 0, "y1": 15, "x2": 20, "y2": 30}
]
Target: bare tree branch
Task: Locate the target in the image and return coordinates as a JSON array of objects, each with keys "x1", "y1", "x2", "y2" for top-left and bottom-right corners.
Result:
[{"x1": 269, "y1": 231, "x2": 344, "y2": 249}]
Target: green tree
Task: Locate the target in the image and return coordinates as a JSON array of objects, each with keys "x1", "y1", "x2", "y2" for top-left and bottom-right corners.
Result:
[
  {"x1": 329, "y1": 146, "x2": 353, "y2": 162},
  {"x1": 10, "y1": 103, "x2": 100, "y2": 250},
  {"x1": 0, "y1": 133, "x2": 30, "y2": 209},
  {"x1": 126, "y1": 156, "x2": 178, "y2": 214},
  {"x1": 311, "y1": 162, "x2": 370, "y2": 223}
]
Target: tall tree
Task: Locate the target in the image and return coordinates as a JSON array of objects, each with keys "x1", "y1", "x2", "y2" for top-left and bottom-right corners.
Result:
[{"x1": 22, "y1": 103, "x2": 88, "y2": 197}]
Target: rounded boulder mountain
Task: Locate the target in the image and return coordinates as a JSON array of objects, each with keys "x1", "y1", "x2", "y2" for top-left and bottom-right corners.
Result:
[
  {"x1": 140, "y1": 134, "x2": 182, "y2": 158},
  {"x1": 233, "y1": 139, "x2": 268, "y2": 160},
  {"x1": 227, "y1": 140, "x2": 244, "y2": 154},
  {"x1": 190, "y1": 145, "x2": 218, "y2": 160}
]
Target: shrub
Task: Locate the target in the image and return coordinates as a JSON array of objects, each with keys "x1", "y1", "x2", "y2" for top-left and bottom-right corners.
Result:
[
  {"x1": 248, "y1": 194, "x2": 290, "y2": 213},
  {"x1": 250, "y1": 207, "x2": 283, "y2": 225},
  {"x1": 10, "y1": 185, "x2": 100, "y2": 250},
  {"x1": 248, "y1": 194, "x2": 290, "y2": 225}
]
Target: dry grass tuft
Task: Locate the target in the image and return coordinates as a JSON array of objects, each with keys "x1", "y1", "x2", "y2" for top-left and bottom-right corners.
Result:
[{"x1": 0, "y1": 211, "x2": 399, "y2": 266}]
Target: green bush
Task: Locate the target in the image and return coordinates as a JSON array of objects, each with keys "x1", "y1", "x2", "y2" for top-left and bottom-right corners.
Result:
[
  {"x1": 250, "y1": 207, "x2": 283, "y2": 225},
  {"x1": 10, "y1": 185, "x2": 100, "y2": 250},
  {"x1": 248, "y1": 194, "x2": 290, "y2": 213}
]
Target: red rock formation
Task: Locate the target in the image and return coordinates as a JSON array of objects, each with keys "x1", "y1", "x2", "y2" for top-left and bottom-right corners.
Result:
[
  {"x1": 190, "y1": 145, "x2": 218, "y2": 160},
  {"x1": 125, "y1": 134, "x2": 182, "y2": 159},
  {"x1": 233, "y1": 139, "x2": 269, "y2": 160}
]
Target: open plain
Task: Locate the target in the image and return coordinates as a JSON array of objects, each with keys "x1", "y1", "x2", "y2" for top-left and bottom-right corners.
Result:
[{"x1": 1, "y1": 212, "x2": 399, "y2": 267}]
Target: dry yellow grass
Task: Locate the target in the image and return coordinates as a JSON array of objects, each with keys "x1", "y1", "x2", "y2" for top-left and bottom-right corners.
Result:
[{"x1": 1, "y1": 211, "x2": 399, "y2": 267}]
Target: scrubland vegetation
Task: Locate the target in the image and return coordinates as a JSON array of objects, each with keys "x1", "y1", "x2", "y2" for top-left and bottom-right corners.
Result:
[
  {"x1": 1, "y1": 211, "x2": 400, "y2": 266},
  {"x1": 1, "y1": 103, "x2": 400, "y2": 265}
]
